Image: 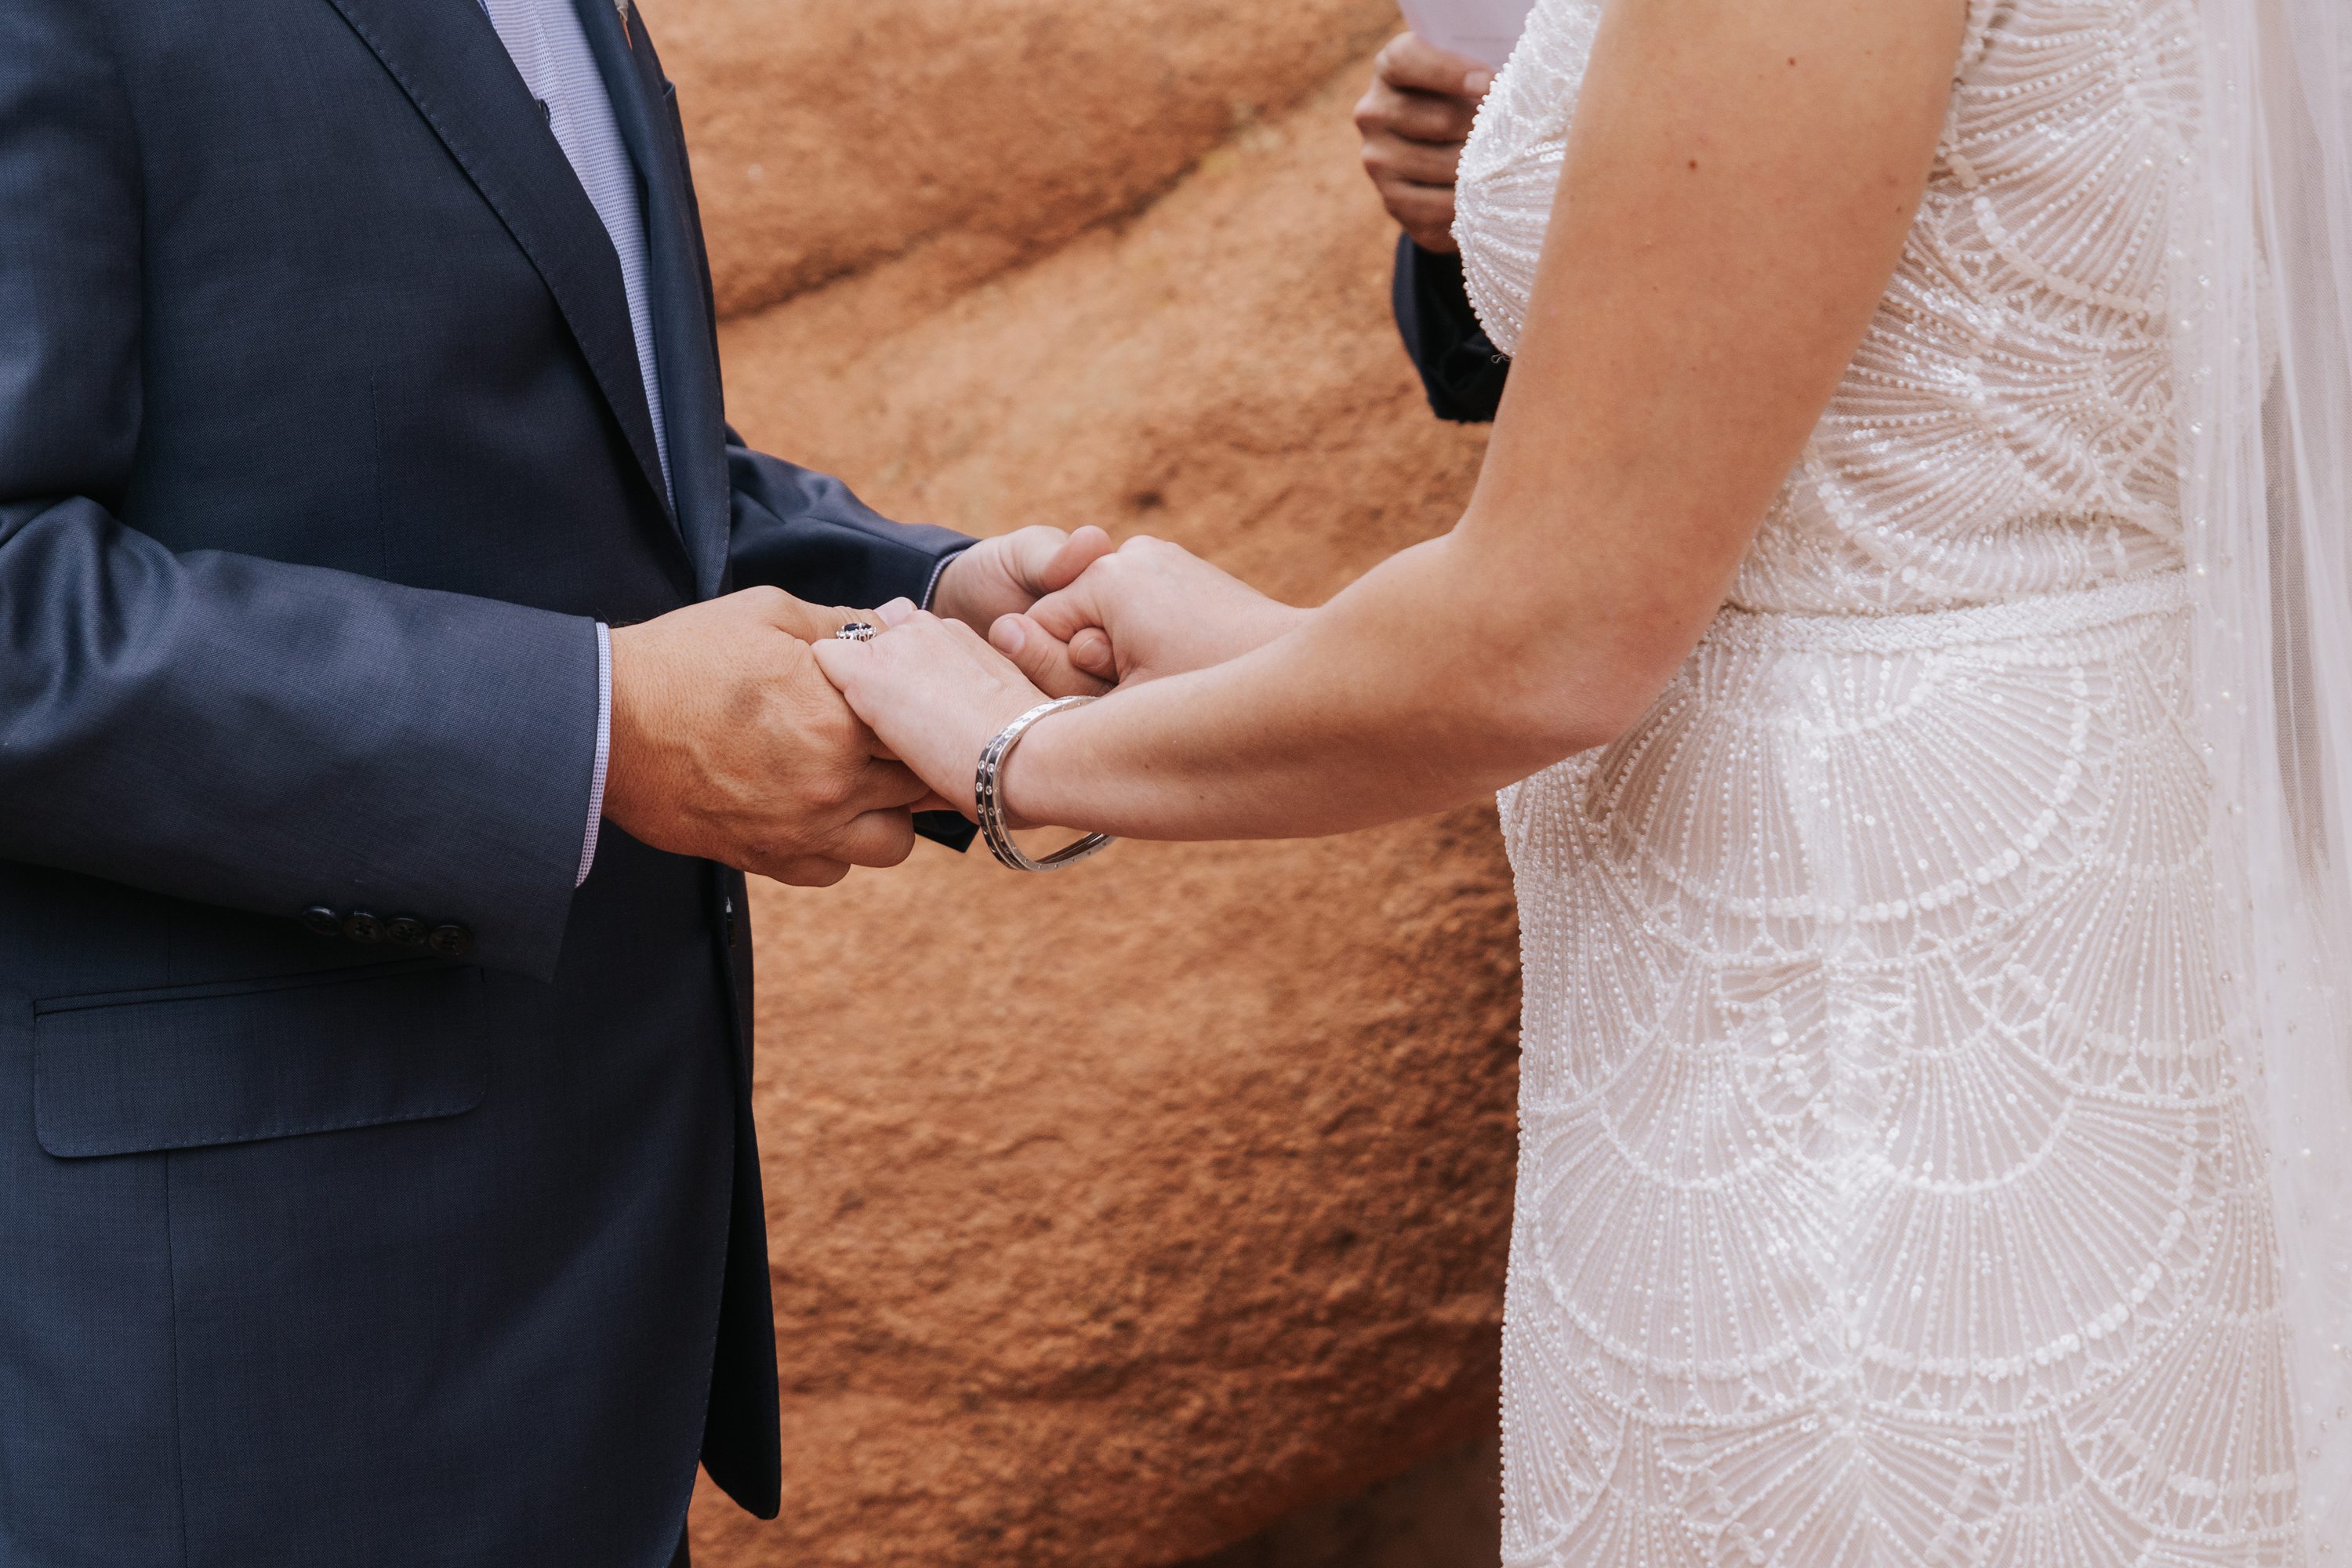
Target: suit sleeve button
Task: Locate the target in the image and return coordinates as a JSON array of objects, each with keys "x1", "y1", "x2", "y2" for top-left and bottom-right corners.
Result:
[
  {"x1": 343, "y1": 912, "x2": 387, "y2": 945},
  {"x1": 427, "y1": 924, "x2": 476, "y2": 960},
  {"x1": 302, "y1": 906, "x2": 344, "y2": 938},
  {"x1": 386, "y1": 916, "x2": 429, "y2": 948}
]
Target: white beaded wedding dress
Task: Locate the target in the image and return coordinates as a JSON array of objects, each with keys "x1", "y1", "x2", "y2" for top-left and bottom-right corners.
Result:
[{"x1": 1452, "y1": 0, "x2": 2352, "y2": 1563}]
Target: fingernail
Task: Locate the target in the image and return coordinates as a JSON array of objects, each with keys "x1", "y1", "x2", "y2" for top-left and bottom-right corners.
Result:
[
  {"x1": 875, "y1": 597, "x2": 916, "y2": 627},
  {"x1": 993, "y1": 617, "x2": 1025, "y2": 655},
  {"x1": 1466, "y1": 70, "x2": 1493, "y2": 96}
]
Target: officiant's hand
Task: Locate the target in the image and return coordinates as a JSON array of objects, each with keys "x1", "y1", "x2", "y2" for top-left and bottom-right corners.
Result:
[
  {"x1": 1356, "y1": 33, "x2": 1493, "y2": 254},
  {"x1": 988, "y1": 536, "x2": 1305, "y2": 694}
]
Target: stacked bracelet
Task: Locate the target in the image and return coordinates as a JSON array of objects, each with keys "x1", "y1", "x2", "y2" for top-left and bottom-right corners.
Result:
[{"x1": 975, "y1": 697, "x2": 1116, "y2": 873}]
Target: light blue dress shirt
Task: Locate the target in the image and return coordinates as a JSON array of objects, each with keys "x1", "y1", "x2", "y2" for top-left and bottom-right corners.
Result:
[
  {"x1": 479, "y1": 1, "x2": 961, "y2": 887},
  {"x1": 479, "y1": 0, "x2": 659, "y2": 886},
  {"x1": 481, "y1": 0, "x2": 670, "y2": 495}
]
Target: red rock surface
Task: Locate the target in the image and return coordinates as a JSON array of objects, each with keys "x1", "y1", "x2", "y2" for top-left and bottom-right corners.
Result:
[
  {"x1": 651, "y1": 0, "x2": 1410, "y2": 318},
  {"x1": 658, "y1": 9, "x2": 1521, "y2": 1563},
  {"x1": 1187, "y1": 1438, "x2": 1502, "y2": 1568}
]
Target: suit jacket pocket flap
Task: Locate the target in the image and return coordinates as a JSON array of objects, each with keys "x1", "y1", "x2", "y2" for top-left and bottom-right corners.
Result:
[{"x1": 34, "y1": 964, "x2": 487, "y2": 1158}]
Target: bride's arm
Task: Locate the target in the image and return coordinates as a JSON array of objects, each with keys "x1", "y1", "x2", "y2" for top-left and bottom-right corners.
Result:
[{"x1": 819, "y1": 0, "x2": 1965, "y2": 842}]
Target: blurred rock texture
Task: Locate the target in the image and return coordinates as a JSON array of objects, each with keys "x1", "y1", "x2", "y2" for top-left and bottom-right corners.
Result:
[
  {"x1": 1185, "y1": 1438, "x2": 1502, "y2": 1568},
  {"x1": 655, "y1": 2, "x2": 1519, "y2": 1562}
]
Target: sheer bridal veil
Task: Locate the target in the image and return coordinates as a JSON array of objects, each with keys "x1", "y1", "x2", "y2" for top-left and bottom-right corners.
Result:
[{"x1": 2182, "y1": 0, "x2": 2352, "y2": 1545}]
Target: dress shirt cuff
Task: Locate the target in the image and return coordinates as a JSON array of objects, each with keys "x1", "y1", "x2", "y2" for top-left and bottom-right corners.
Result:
[
  {"x1": 578, "y1": 622, "x2": 613, "y2": 888},
  {"x1": 920, "y1": 546, "x2": 973, "y2": 612}
]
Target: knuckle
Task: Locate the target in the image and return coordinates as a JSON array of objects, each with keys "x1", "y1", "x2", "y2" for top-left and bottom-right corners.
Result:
[{"x1": 775, "y1": 855, "x2": 848, "y2": 888}]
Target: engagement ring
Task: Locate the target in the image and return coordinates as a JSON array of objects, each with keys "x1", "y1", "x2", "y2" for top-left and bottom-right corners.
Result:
[{"x1": 835, "y1": 622, "x2": 879, "y2": 643}]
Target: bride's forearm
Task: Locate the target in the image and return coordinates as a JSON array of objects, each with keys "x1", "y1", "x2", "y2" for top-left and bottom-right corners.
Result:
[
  {"x1": 1000, "y1": 534, "x2": 1636, "y2": 840},
  {"x1": 982, "y1": 0, "x2": 1958, "y2": 844}
]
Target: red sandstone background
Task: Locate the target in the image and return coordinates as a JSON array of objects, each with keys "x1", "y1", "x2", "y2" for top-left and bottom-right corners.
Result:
[{"x1": 648, "y1": 3, "x2": 1519, "y2": 1560}]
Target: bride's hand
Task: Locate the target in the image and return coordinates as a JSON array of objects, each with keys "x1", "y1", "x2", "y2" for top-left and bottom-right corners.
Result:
[
  {"x1": 811, "y1": 605, "x2": 1054, "y2": 819},
  {"x1": 988, "y1": 536, "x2": 1305, "y2": 694}
]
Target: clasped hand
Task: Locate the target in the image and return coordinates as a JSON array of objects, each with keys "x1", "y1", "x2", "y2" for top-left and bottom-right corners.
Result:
[
  {"x1": 601, "y1": 526, "x2": 1291, "y2": 884},
  {"x1": 812, "y1": 535, "x2": 1303, "y2": 823},
  {"x1": 598, "y1": 524, "x2": 1116, "y2": 887}
]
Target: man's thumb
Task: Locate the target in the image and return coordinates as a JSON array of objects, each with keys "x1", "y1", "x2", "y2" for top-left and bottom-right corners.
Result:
[{"x1": 1041, "y1": 524, "x2": 1116, "y2": 593}]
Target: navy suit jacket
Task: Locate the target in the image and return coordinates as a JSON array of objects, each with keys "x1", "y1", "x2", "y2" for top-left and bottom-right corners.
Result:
[{"x1": 0, "y1": 2, "x2": 969, "y2": 1563}]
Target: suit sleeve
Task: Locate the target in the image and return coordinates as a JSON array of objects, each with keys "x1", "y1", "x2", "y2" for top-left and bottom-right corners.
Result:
[
  {"x1": 723, "y1": 432, "x2": 972, "y2": 611},
  {"x1": 1392, "y1": 235, "x2": 1511, "y2": 425},
  {"x1": 723, "y1": 436, "x2": 980, "y2": 851},
  {"x1": 0, "y1": 1, "x2": 601, "y2": 983}
]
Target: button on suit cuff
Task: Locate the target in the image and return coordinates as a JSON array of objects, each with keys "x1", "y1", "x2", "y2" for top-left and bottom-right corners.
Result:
[{"x1": 578, "y1": 622, "x2": 612, "y2": 888}]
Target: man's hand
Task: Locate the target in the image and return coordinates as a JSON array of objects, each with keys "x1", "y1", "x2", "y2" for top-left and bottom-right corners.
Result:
[
  {"x1": 760, "y1": 594, "x2": 875, "y2": 645},
  {"x1": 928, "y1": 524, "x2": 1115, "y2": 635},
  {"x1": 986, "y1": 536, "x2": 1306, "y2": 695},
  {"x1": 1355, "y1": 33, "x2": 1494, "y2": 254},
  {"x1": 601, "y1": 589, "x2": 928, "y2": 887}
]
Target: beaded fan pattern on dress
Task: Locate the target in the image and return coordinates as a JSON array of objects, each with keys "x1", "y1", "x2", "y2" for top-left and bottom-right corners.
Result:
[{"x1": 1454, "y1": 0, "x2": 2310, "y2": 1561}]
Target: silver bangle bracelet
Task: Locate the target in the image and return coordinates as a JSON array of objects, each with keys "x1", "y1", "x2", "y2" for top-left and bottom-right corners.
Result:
[{"x1": 975, "y1": 696, "x2": 1116, "y2": 873}]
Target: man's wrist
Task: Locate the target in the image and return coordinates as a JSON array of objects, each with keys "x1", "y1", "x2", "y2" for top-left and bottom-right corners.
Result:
[{"x1": 922, "y1": 546, "x2": 976, "y2": 620}]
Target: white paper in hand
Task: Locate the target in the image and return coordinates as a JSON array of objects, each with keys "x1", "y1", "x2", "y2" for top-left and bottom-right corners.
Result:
[{"x1": 1396, "y1": 0, "x2": 1537, "y2": 68}]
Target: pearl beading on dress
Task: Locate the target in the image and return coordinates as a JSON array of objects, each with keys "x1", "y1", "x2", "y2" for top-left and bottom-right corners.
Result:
[
  {"x1": 1457, "y1": 0, "x2": 2199, "y2": 622},
  {"x1": 1453, "y1": 0, "x2": 2307, "y2": 1562}
]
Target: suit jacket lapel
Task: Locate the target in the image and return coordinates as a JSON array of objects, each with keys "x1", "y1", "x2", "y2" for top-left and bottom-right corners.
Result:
[
  {"x1": 323, "y1": 0, "x2": 678, "y2": 533},
  {"x1": 575, "y1": 0, "x2": 733, "y2": 598}
]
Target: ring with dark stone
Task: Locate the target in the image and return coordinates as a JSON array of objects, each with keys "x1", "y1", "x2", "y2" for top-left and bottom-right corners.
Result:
[{"x1": 835, "y1": 622, "x2": 879, "y2": 643}]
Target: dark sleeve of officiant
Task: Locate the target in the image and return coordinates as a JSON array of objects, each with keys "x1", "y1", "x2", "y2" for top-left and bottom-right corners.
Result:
[{"x1": 1392, "y1": 235, "x2": 1510, "y2": 425}]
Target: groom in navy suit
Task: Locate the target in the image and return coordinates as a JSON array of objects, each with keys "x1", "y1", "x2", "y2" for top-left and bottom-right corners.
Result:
[{"x1": 0, "y1": 2, "x2": 1102, "y2": 1563}]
